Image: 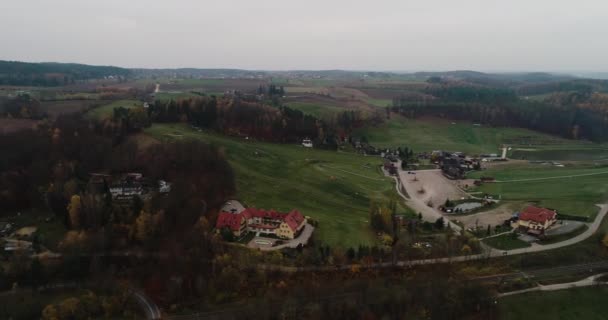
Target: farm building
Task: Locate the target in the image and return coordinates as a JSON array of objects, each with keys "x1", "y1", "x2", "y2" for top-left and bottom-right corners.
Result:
[
  {"x1": 216, "y1": 208, "x2": 307, "y2": 240},
  {"x1": 515, "y1": 206, "x2": 557, "y2": 235}
]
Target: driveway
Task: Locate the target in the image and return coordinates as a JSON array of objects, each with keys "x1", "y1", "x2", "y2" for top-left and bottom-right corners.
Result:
[{"x1": 249, "y1": 224, "x2": 315, "y2": 251}]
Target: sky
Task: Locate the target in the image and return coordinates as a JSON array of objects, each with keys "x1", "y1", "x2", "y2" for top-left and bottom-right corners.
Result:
[{"x1": 1, "y1": 0, "x2": 607, "y2": 71}]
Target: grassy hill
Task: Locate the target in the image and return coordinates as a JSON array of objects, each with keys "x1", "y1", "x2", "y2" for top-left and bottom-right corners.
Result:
[{"x1": 145, "y1": 123, "x2": 413, "y2": 247}]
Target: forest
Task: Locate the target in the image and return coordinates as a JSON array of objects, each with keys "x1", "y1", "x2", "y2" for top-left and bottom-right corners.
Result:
[
  {"x1": 392, "y1": 85, "x2": 608, "y2": 141},
  {"x1": 0, "y1": 60, "x2": 131, "y2": 86}
]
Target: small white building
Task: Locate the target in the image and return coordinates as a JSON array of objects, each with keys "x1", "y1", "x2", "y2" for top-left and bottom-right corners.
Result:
[{"x1": 302, "y1": 139, "x2": 313, "y2": 148}]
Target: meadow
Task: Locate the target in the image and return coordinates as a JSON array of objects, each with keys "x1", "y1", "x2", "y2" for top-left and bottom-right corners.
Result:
[
  {"x1": 85, "y1": 99, "x2": 142, "y2": 120},
  {"x1": 145, "y1": 123, "x2": 414, "y2": 247},
  {"x1": 354, "y1": 115, "x2": 574, "y2": 153},
  {"x1": 510, "y1": 146, "x2": 608, "y2": 161},
  {"x1": 468, "y1": 164, "x2": 608, "y2": 219},
  {"x1": 499, "y1": 286, "x2": 608, "y2": 320}
]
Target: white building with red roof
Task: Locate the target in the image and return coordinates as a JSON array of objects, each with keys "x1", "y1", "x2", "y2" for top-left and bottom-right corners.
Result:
[
  {"x1": 216, "y1": 207, "x2": 307, "y2": 240},
  {"x1": 516, "y1": 206, "x2": 557, "y2": 235}
]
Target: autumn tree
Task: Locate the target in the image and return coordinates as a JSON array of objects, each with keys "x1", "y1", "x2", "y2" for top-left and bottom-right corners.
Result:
[
  {"x1": 134, "y1": 210, "x2": 155, "y2": 243},
  {"x1": 67, "y1": 194, "x2": 82, "y2": 229},
  {"x1": 42, "y1": 304, "x2": 59, "y2": 320}
]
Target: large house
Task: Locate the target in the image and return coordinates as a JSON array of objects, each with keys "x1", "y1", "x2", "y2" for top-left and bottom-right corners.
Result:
[
  {"x1": 216, "y1": 208, "x2": 306, "y2": 240},
  {"x1": 516, "y1": 206, "x2": 557, "y2": 235}
]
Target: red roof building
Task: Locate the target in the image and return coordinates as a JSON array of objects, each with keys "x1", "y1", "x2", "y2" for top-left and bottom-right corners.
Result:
[
  {"x1": 216, "y1": 212, "x2": 246, "y2": 236},
  {"x1": 284, "y1": 210, "x2": 305, "y2": 232},
  {"x1": 517, "y1": 206, "x2": 557, "y2": 234},
  {"x1": 216, "y1": 207, "x2": 307, "y2": 239}
]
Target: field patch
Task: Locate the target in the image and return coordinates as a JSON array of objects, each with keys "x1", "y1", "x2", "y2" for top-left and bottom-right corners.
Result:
[
  {"x1": 468, "y1": 164, "x2": 608, "y2": 219},
  {"x1": 85, "y1": 99, "x2": 142, "y2": 120},
  {"x1": 284, "y1": 101, "x2": 345, "y2": 118},
  {"x1": 510, "y1": 147, "x2": 608, "y2": 161},
  {"x1": 499, "y1": 286, "x2": 608, "y2": 320},
  {"x1": 354, "y1": 115, "x2": 574, "y2": 153}
]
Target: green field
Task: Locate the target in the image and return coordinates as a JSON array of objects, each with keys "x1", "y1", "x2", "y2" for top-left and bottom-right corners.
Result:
[
  {"x1": 145, "y1": 124, "x2": 413, "y2": 247},
  {"x1": 482, "y1": 233, "x2": 531, "y2": 250},
  {"x1": 510, "y1": 147, "x2": 608, "y2": 161},
  {"x1": 366, "y1": 98, "x2": 392, "y2": 107},
  {"x1": 153, "y1": 91, "x2": 201, "y2": 101},
  {"x1": 354, "y1": 116, "x2": 575, "y2": 153},
  {"x1": 85, "y1": 100, "x2": 142, "y2": 120},
  {"x1": 499, "y1": 286, "x2": 608, "y2": 320},
  {"x1": 468, "y1": 164, "x2": 608, "y2": 219},
  {"x1": 284, "y1": 102, "x2": 345, "y2": 119}
]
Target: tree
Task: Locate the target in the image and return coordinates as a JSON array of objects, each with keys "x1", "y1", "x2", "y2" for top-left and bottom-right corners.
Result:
[
  {"x1": 602, "y1": 234, "x2": 608, "y2": 248},
  {"x1": 134, "y1": 210, "x2": 155, "y2": 243},
  {"x1": 67, "y1": 195, "x2": 82, "y2": 229},
  {"x1": 58, "y1": 297, "x2": 85, "y2": 320},
  {"x1": 29, "y1": 257, "x2": 45, "y2": 287},
  {"x1": 346, "y1": 247, "x2": 356, "y2": 261},
  {"x1": 461, "y1": 244, "x2": 472, "y2": 256},
  {"x1": 220, "y1": 227, "x2": 234, "y2": 242},
  {"x1": 486, "y1": 225, "x2": 492, "y2": 236},
  {"x1": 434, "y1": 217, "x2": 445, "y2": 230},
  {"x1": 42, "y1": 304, "x2": 59, "y2": 320}
]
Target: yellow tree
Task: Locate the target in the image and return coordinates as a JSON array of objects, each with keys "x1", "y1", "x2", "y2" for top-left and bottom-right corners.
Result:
[
  {"x1": 135, "y1": 210, "x2": 154, "y2": 243},
  {"x1": 42, "y1": 304, "x2": 59, "y2": 320},
  {"x1": 67, "y1": 195, "x2": 82, "y2": 229},
  {"x1": 58, "y1": 297, "x2": 84, "y2": 319}
]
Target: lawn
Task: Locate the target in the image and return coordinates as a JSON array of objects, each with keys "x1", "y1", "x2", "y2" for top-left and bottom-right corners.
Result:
[
  {"x1": 354, "y1": 115, "x2": 575, "y2": 153},
  {"x1": 499, "y1": 286, "x2": 608, "y2": 320},
  {"x1": 145, "y1": 123, "x2": 414, "y2": 247},
  {"x1": 468, "y1": 164, "x2": 608, "y2": 219},
  {"x1": 510, "y1": 147, "x2": 608, "y2": 161},
  {"x1": 482, "y1": 233, "x2": 531, "y2": 250},
  {"x1": 85, "y1": 100, "x2": 142, "y2": 120}
]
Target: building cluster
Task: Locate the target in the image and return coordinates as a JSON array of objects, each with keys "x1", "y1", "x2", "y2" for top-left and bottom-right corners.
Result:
[
  {"x1": 216, "y1": 207, "x2": 306, "y2": 240},
  {"x1": 89, "y1": 173, "x2": 171, "y2": 203},
  {"x1": 432, "y1": 151, "x2": 479, "y2": 179}
]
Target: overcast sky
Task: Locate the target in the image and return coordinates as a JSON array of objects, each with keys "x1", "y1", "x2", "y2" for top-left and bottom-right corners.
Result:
[{"x1": 1, "y1": 0, "x2": 606, "y2": 71}]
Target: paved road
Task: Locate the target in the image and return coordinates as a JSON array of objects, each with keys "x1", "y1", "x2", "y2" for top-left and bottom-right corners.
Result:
[
  {"x1": 499, "y1": 272, "x2": 608, "y2": 297},
  {"x1": 131, "y1": 288, "x2": 162, "y2": 320}
]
